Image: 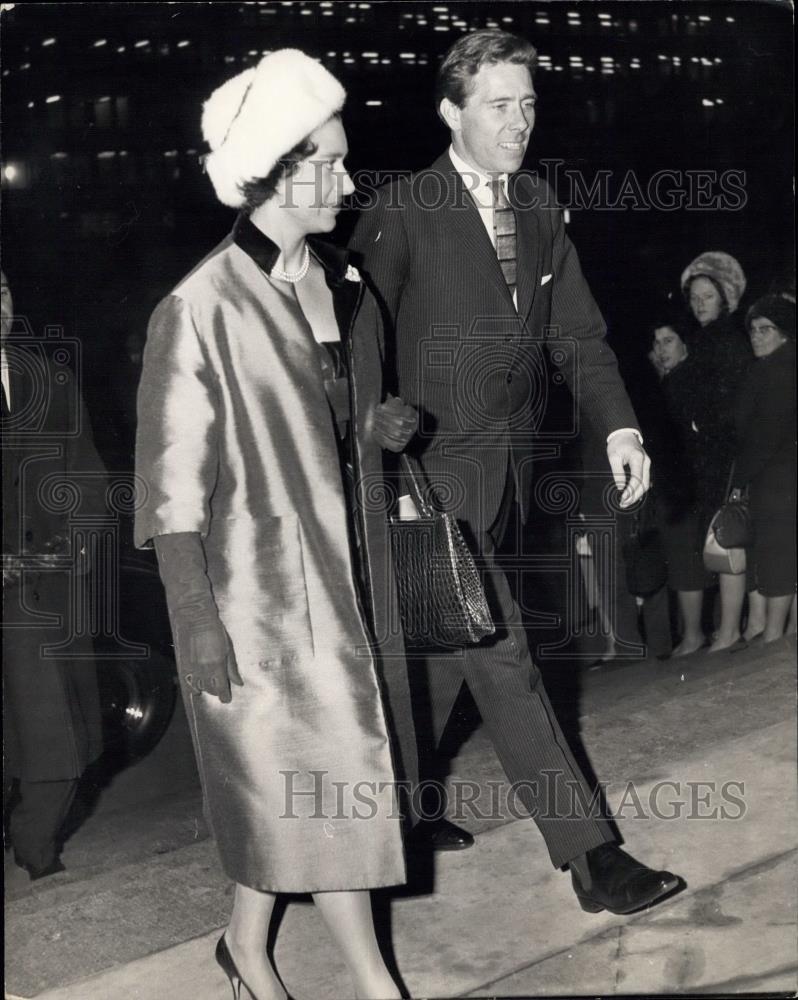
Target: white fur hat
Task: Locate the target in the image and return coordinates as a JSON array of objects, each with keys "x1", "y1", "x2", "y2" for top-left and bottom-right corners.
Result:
[{"x1": 201, "y1": 49, "x2": 346, "y2": 208}]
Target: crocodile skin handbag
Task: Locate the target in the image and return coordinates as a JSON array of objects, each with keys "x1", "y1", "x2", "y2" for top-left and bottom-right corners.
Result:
[{"x1": 390, "y1": 457, "x2": 495, "y2": 648}]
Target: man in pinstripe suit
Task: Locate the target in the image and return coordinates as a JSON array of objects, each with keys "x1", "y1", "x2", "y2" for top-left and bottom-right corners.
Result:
[{"x1": 351, "y1": 29, "x2": 681, "y2": 915}]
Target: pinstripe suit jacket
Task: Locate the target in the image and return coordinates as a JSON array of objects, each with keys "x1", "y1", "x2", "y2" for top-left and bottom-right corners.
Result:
[{"x1": 351, "y1": 151, "x2": 638, "y2": 533}]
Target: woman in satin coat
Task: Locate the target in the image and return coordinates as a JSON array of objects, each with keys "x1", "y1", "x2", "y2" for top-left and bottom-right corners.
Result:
[{"x1": 135, "y1": 51, "x2": 416, "y2": 1000}]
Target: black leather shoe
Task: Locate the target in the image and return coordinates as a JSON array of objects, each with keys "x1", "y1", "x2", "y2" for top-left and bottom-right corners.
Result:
[
  {"x1": 410, "y1": 818, "x2": 475, "y2": 851},
  {"x1": 15, "y1": 854, "x2": 66, "y2": 881},
  {"x1": 570, "y1": 844, "x2": 680, "y2": 915}
]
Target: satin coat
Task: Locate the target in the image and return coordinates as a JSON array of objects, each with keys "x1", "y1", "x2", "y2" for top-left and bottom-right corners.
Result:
[{"x1": 134, "y1": 220, "x2": 412, "y2": 892}]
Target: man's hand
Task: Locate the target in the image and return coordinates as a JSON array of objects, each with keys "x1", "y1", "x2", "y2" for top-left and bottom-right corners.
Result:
[
  {"x1": 175, "y1": 615, "x2": 243, "y2": 703},
  {"x1": 373, "y1": 393, "x2": 417, "y2": 452},
  {"x1": 607, "y1": 430, "x2": 651, "y2": 508}
]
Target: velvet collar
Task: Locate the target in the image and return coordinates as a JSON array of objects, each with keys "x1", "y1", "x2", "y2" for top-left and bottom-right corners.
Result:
[{"x1": 232, "y1": 213, "x2": 351, "y2": 287}]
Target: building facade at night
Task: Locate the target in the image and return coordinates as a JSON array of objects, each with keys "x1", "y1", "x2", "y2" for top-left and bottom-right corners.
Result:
[{"x1": 1, "y1": 2, "x2": 793, "y2": 450}]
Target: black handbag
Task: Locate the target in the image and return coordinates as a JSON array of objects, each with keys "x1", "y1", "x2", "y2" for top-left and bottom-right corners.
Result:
[
  {"x1": 389, "y1": 456, "x2": 495, "y2": 648},
  {"x1": 713, "y1": 484, "x2": 751, "y2": 549},
  {"x1": 622, "y1": 495, "x2": 668, "y2": 597},
  {"x1": 702, "y1": 465, "x2": 750, "y2": 574}
]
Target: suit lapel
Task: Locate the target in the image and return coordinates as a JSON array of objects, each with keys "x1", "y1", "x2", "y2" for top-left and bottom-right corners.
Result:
[
  {"x1": 510, "y1": 172, "x2": 540, "y2": 325},
  {"x1": 434, "y1": 153, "x2": 516, "y2": 312}
]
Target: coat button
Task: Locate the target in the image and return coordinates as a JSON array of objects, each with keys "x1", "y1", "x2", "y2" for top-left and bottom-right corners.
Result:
[
  {"x1": 25, "y1": 530, "x2": 34, "y2": 542},
  {"x1": 506, "y1": 373, "x2": 513, "y2": 383}
]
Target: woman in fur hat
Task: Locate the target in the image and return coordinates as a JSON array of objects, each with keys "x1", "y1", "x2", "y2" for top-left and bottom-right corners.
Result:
[
  {"x1": 135, "y1": 51, "x2": 416, "y2": 1000},
  {"x1": 679, "y1": 251, "x2": 753, "y2": 653},
  {"x1": 732, "y1": 295, "x2": 797, "y2": 643}
]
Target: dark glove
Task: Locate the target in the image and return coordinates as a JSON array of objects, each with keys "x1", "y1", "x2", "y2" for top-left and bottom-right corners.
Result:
[
  {"x1": 373, "y1": 393, "x2": 417, "y2": 452},
  {"x1": 153, "y1": 532, "x2": 243, "y2": 703}
]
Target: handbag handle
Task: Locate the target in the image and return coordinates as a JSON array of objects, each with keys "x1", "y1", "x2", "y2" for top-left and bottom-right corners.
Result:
[
  {"x1": 724, "y1": 461, "x2": 736, "y2": 499},
  {"x1": 400, "y1": 454, "x2": 434, "y2": 517},
  {"x1": 724, "y1": 461, "x2": 747, "y2": 502}
]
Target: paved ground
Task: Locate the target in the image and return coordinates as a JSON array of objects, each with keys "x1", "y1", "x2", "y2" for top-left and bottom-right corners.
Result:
[{"x1": 5, "y1": 635, "x2": 797, "y2": 999}]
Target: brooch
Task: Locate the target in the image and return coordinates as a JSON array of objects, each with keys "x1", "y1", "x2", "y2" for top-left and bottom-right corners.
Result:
[{"x1": 344, "y1": 264, "x2": 361, "y2": 283}]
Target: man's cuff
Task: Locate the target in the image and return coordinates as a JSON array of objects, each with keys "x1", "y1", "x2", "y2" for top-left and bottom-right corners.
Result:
[{"x1": 606, "y1": 427, "x2": 644, "y2": 446}]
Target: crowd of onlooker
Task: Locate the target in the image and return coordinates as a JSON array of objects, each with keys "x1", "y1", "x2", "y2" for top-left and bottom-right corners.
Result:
[{"x1": 643, "y1": 250, "x2": 796, "y2": 655}]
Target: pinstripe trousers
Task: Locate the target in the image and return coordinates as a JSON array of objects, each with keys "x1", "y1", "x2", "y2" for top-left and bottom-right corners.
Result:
[{"x1": 411, "y1": 471, "x2": 615, "y2": 869}]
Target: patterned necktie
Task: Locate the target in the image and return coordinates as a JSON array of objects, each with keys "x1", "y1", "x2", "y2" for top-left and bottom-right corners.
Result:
[{"x1": 491, "y1": 177, "x2": 517, "y2": 298}]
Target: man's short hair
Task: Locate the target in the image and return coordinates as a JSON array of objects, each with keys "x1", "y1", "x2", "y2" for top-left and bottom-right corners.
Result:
[{"x1": 435, "y1": 29, "x2": 538, "y2": 121}]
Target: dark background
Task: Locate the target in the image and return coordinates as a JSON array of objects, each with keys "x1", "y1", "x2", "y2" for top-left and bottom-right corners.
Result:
[{"x1": 1, "y1": 0, "x2": 794, "y2": 467}]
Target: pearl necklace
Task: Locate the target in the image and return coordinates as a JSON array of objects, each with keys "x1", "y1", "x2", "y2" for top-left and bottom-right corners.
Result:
[{"x1": 270, "y1": 244, "x2": 310, "y2": 284}]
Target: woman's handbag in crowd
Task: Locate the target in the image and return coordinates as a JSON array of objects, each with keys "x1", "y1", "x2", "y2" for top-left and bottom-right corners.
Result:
[
  {"x1": 622, "y1": 496, "x2": 668, "y2": 597},
  {"x1": 703, "y1": 512, "x2": 747, "y2": 574},
  {"x1": 712, "y1": 488, "x2": 751, "y2": 549},
  {"x1": 702, "y1": 464, "x2": 750, "y2": 575},
  {"x1": 389, "y1": 456, "x2": 495, "y2": 648}
]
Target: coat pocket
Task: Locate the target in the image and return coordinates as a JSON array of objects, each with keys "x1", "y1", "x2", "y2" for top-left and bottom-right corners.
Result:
[{"x1": 207, "y1": 512, "x2": 314, "y2": 662}]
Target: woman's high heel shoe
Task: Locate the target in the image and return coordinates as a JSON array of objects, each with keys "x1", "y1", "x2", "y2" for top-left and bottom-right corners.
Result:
[{"x1": 215, "y1": 934, "x2": 258, "y2": 1000}]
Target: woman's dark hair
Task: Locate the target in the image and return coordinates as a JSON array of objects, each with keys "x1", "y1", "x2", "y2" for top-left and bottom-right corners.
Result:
[
  {"x1": 745, "y1": 294, "x2": 796, "y2": 340},
  {"x1": 238, "y1": 112, "x2": 343, "y2": 213},
  {"x1": 649, "y1": 315, "x2": 691, "y2": 346},
  {"x1": 239, "y1": 134, "x2": 319, "y2": 213},
  {"x1": 682, "y1": 273, "x2": 730, "y2": 317},
  {"x1": 435, "y1": 30, "x2": 538, "y2": 122}
]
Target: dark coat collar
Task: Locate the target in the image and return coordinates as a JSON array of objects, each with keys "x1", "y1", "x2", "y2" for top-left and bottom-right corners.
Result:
[{"x1": 232, "y1": 213, "x2": 351, "y2": 287}]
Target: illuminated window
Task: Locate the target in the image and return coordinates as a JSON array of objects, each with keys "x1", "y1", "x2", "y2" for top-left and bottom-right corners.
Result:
[
  {"x1": 93, "y1": 39, "x2": 107, "y2": 48},
  {"x1": 134, "y1": 40, "x2": 150, "y2": 49},
  {"x1": 365, "y1": 100, "x2": 382, "y2": 106},
  {"x1": 45, "y1": 94, "x2": 61, "y2": 103},
  {"x1": 42, "y1": 37, "x2": 56, "y2": 47},
  {"x1": 177, "y1": 40, "x2": 191, "y2": 48},
  {"x1": 95, "y1": 97, "x2": 113, "y2": 128}
]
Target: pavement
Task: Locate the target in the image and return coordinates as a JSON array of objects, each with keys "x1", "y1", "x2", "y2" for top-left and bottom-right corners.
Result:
[{"x1": 4, "y1": 634, "x2": 797, "y2": 999}]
